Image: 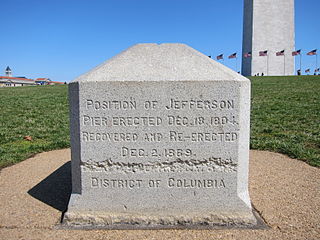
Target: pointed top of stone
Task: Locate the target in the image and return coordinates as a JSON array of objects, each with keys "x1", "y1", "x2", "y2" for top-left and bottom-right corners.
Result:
[{"x1": 73, "y1": 43, "x2": 248, "y2": 82}]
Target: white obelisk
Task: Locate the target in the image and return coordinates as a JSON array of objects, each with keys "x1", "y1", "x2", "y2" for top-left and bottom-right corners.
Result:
[{"x1": 242, "y1": 0, "x2": 295, "y2": 76}]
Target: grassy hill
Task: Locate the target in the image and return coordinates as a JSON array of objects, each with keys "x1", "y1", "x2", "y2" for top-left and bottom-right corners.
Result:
[
  {"x1": 0, "y1": 76, "x2": 319, "y2": 168},
  {"x1": 0, "y1": 85, "x2": 70, "y2": 168},
  {"x1": 249, "y1": 75, "x2": 320, "y2": 167}
]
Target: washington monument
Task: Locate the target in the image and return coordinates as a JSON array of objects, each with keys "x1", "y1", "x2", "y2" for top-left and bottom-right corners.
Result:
[{"x1": 242, "y1": 0, "x2": 295, "y2": 76}]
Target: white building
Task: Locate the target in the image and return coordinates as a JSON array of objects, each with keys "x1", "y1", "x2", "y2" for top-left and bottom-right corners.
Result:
[
  {"x1": 0, "y1": 66, "x2": 36, "y2": 87},
  {"x1": 242, "y1": 0, "x2": 295, "y2": 76},
  {"x1": 0, "y1": 66, "x2": 64, "y2": 87}
]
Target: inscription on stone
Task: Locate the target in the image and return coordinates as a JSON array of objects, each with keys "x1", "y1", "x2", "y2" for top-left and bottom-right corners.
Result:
[{"x1": 79, "y1": 83, "x2": 239, "y2": 169}]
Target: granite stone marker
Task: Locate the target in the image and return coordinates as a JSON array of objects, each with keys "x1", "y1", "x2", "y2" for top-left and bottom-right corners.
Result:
[{"x1": 64, "y1": 43, "x2": 257, "y2": 228}]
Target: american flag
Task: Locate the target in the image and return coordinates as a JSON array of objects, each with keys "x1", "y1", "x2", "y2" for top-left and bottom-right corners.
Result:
[
  {"x1": 292, "y1": 49, "x2": 301, "y2": 56},
  {"x1": 259, "y1": 50, "x2": 268, "y2": 56},
  {"x1": 216, "y1": 54, "x2": 223, "y2": 60},
  {"x1": 228, "y1": 53, "x2": 237, "y2": 59},
  {"x1": 305, "y1": 68, "x2": 310, "y2": 73},
  {"x1": 244, "y1": 52, "x2": 252, "y2": 58},
  {"x1": 276, "y1": 50, "x2": 285, "y2": 56},
  {"x1": 307, "y1": 49, "x2": 317, "y2": 56}
]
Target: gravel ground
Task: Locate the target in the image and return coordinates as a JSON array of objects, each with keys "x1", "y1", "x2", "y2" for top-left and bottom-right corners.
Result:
[{"x1": 0, "y1": 149, "x2": 319, "y2": 240}]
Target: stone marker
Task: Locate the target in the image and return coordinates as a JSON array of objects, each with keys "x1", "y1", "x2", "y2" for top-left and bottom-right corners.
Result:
[{"x1": 63, "y1": 43, "x2": 257, "y2": 228}]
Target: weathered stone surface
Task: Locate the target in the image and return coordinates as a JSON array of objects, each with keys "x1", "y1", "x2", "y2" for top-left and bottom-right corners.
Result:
[{"x1": 64, "y1": 43, "x2": 256, "y2": 228}]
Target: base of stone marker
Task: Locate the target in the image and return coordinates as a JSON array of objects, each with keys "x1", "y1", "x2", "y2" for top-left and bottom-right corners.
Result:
[{"x1": 63, "y1": 209, "x2": 259, "y2": 229}]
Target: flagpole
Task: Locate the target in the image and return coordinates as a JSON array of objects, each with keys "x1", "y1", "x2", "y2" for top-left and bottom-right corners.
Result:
[
  {"x1": 267, "y1": 52, "x2": 269, "y2": 76},
  {"x1": 300, "y1": 53, "x2": 302, "y2": 74},
  {"x1": 236, "y1": 56, "x2": 238, "y2": 72},
  {"x1": 284, "y1": 53, "x2": 286, "y2": 75}
]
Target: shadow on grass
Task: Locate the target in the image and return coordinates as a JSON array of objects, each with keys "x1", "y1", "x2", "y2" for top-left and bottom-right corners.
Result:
[{"x1": 28, "y1": 161, "x2": 72, "y2": 212}]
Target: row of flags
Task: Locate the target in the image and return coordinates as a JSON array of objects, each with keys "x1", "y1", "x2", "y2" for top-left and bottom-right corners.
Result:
[
  {"x1": 209, "y1": 53, "x2": 237, "y2": 60},
  {"x1": 212, "y1": 49, "x2": 317, "y2": 60},
  {"x1": 213, "y1": 53, "x2": 238, "y2": 60},
  {"x1": 304, "y1": 68, "x2": 320, "y2": 73},
  {"x1": 255, "y1": 49, "x2": 317, "y2": 57}
]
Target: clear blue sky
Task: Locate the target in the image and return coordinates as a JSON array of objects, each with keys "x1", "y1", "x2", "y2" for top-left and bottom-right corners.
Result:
[{"x1": 0, "y1": 0, "x2": 319, "y2": 82}]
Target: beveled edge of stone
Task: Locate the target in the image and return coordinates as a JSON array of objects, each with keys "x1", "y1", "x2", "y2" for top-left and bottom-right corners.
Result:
[
  {"x1": 71, "y1": 43, "x2": 249, "y2": 83},
  {"x1": 62, "y1": 209, "x2": 260, "y2": 230}
]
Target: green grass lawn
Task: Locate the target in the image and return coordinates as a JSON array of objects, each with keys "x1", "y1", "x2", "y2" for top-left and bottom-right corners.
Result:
[
  {"x1": 249, "y1": 75, "x2": 320, "y2": 167},
  {"x1": 0, "y1": 76, "x2": 319, "y2": 168},
  {"x1": 0, "y1": 85, "x2": 70, "y2": 168}
]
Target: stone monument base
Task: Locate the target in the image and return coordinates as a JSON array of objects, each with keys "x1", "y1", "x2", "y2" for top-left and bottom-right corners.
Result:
[
  {"x1": 63, "y1": 211, "x2": 257, "y2": 229},
  {"x1": 63, "y1": 194, "x2": 258, "y2": 229}
]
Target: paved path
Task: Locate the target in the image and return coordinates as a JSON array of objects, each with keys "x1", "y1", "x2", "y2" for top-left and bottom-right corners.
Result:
[{"x1": 0, "y1": 149, "x2": 319, "y2": 240}]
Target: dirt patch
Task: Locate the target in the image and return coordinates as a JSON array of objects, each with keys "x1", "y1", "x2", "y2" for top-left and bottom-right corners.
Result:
[{"x1": 0, "y1": 149, "x2": 319, "y2": 240}]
